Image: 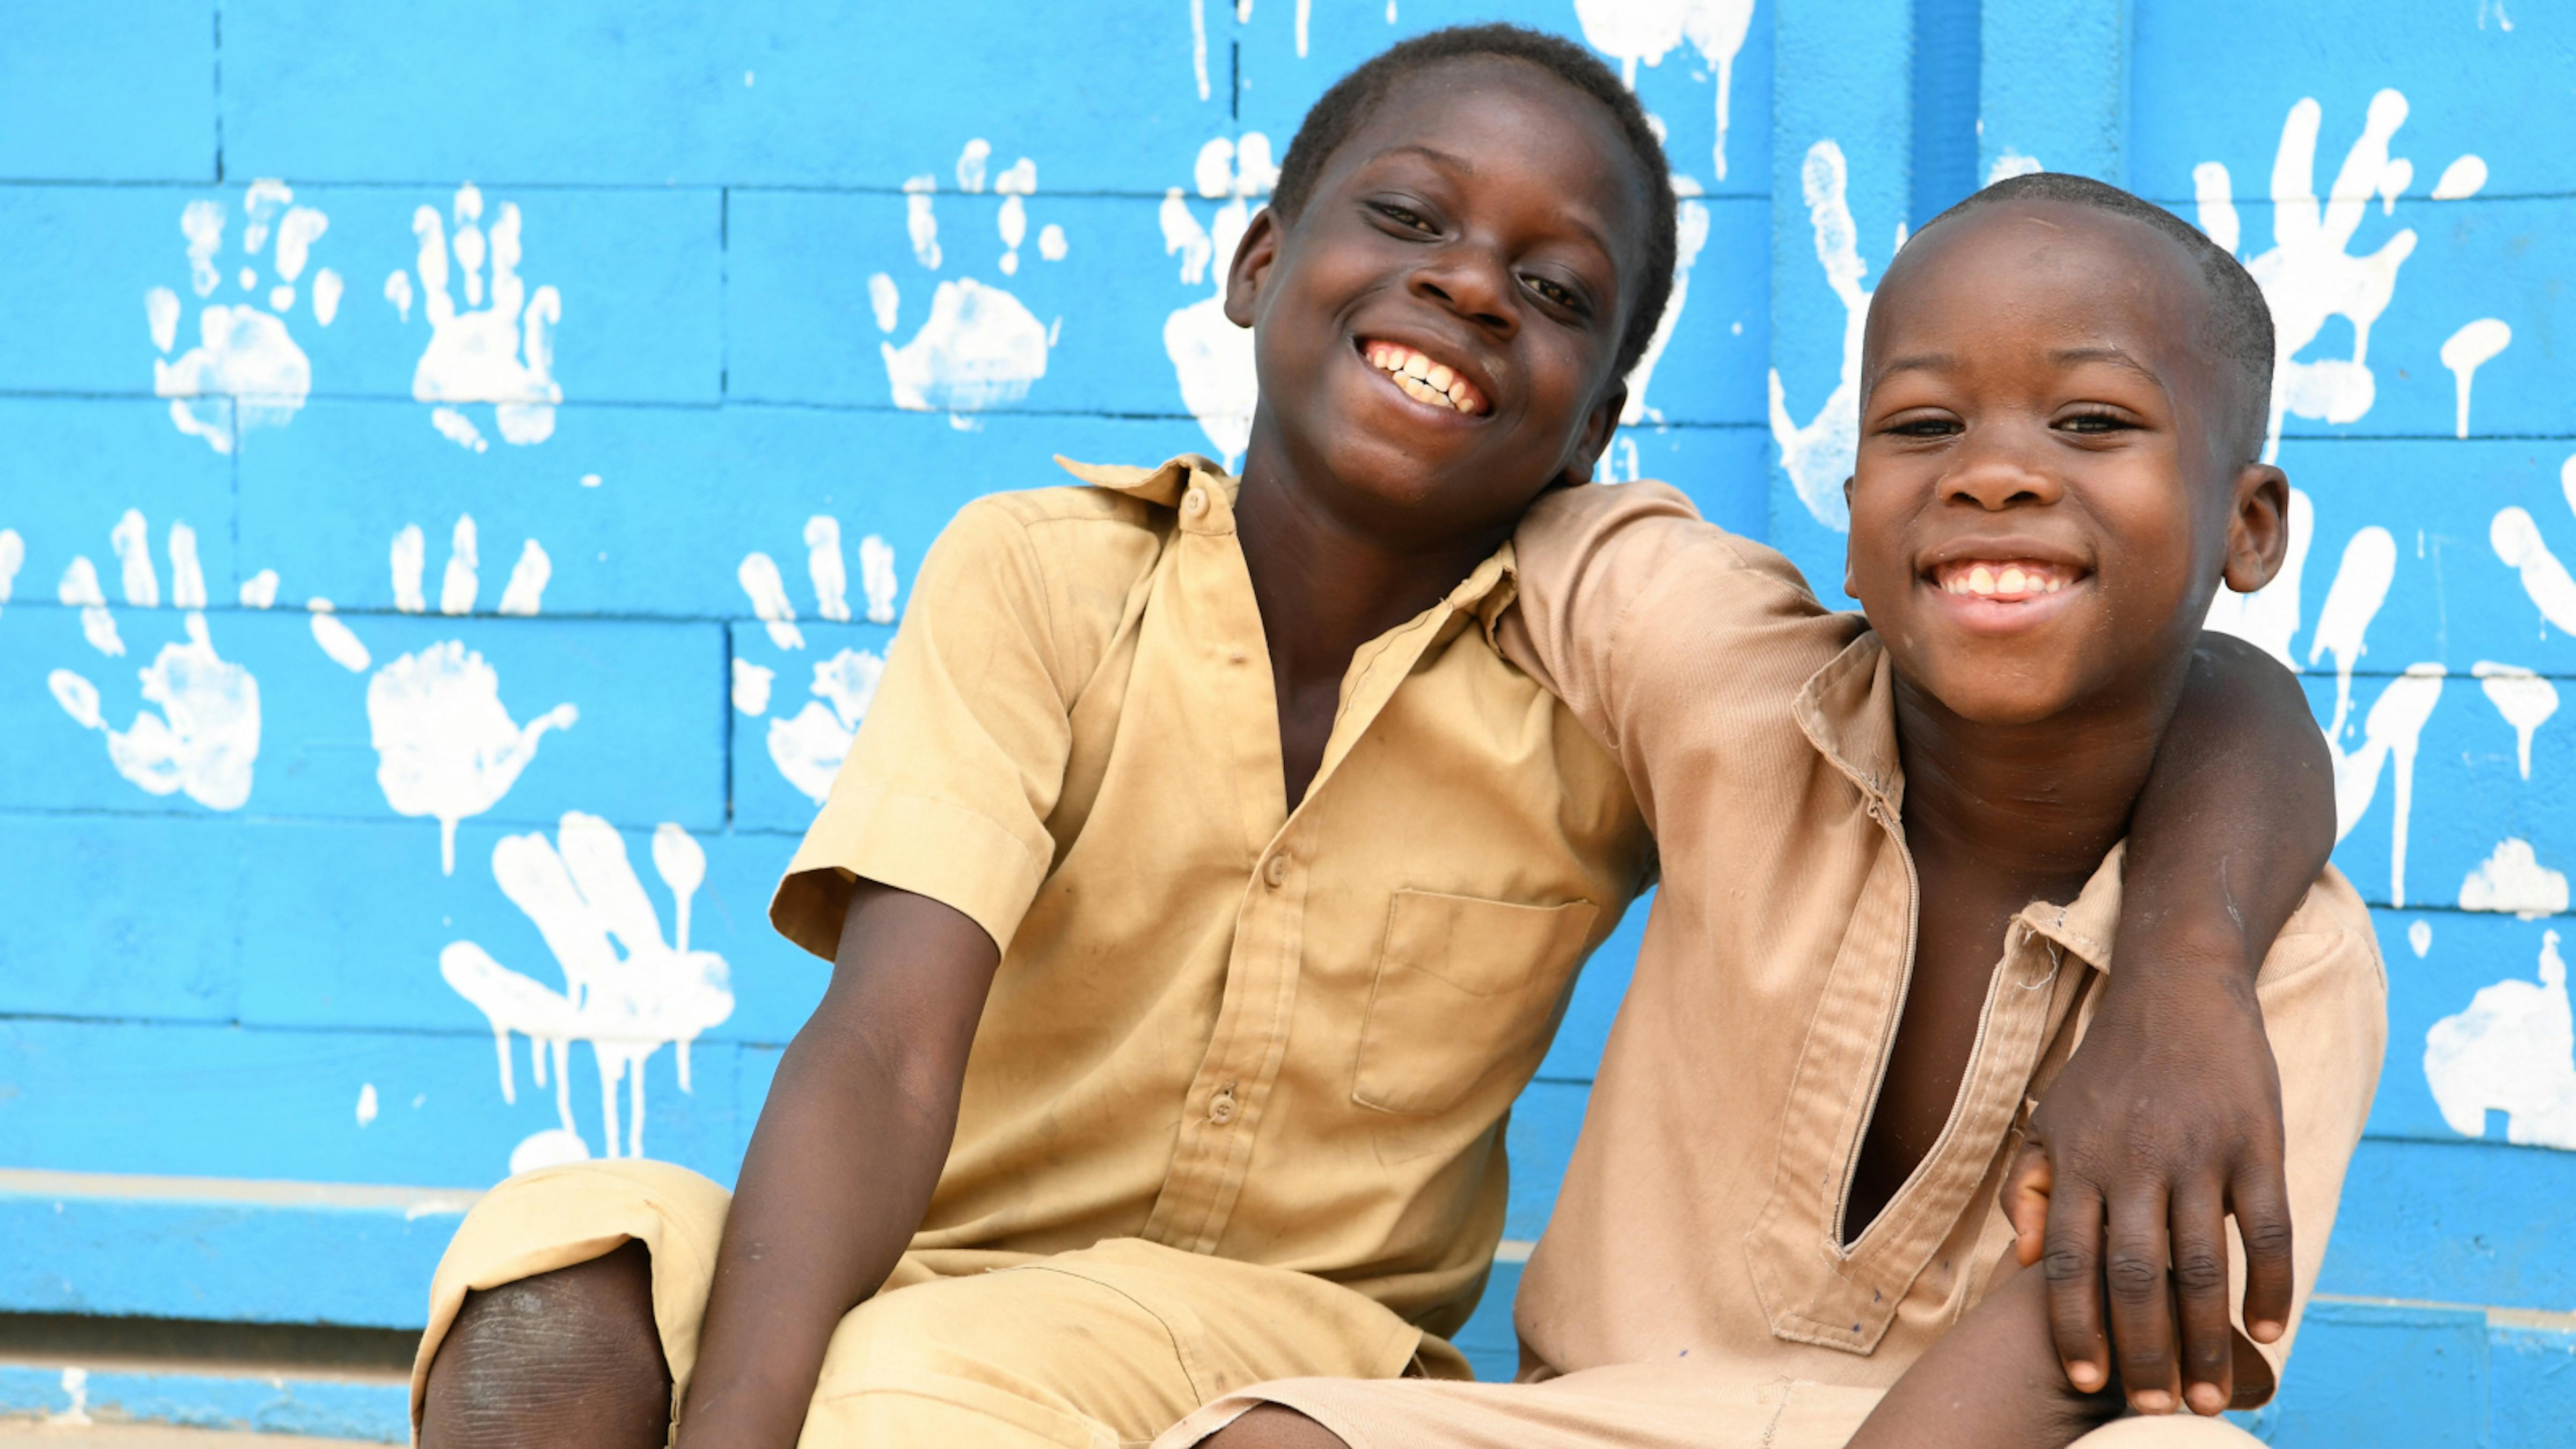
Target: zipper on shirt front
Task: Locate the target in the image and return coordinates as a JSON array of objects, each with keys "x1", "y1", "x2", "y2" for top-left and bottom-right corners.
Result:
[{"x1": 1833, "y1": 792, "x2": 1922, "y2": 1252}]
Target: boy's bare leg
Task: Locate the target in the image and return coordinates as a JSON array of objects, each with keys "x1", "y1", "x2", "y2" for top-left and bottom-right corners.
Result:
[
  {"x1": 1203, "y1": 1405, "x2": 1354, "y2": 1449},
  {"x1": 420, "y1": 1239, "x2": 672, "y2": 1449}
]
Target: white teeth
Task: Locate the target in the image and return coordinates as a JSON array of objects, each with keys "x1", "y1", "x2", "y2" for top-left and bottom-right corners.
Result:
[
  {"x1": 1402, "y1": 353, "x2": 1431, "y2": 380},
  {"x1": 1968, "y1": 565, "x2": 1995, "y2": 596},
  {"x1": 1426, "y1": 363, "x2": 1455, "y2": 391},
  {"x1": 1368, "y1": 341, "x2": 1479, "y2": 413},
  {"x1": 1998, "y1": 566, "x2": 2027, "y2": 594}
]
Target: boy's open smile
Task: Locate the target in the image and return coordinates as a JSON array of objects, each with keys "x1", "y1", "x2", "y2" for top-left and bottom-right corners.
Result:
[
  {"x1": 1358, "y1": 337, "x2": 1491, "y2": 416},
  {"x1": 1921, "y1": 539, "x2": 2091, "y2": 634}
]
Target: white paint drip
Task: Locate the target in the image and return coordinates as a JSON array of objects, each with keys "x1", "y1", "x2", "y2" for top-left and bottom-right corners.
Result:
[
  {"x1": 2461, "y1": 838, "x2": 2568, "y2": 919},
  {"x1": 904, "y1": 175, "x2": 942, "y2": 268},
  {"x1": 1038, "y1": 223, "x2": 1068, "y2": 261},
  {"x1": 770, "y1": 648, "x2": 886, "y2": 804},
  {"x1": 2439, "y1": 317, "x2": 2511, "y2": 438},
  {"x1": 443, "y1": 813, "x2": 733, "y2": 1170},
  {"x1": 1620, "y1": 177, "x2": 1711, "y2": 425},
  {"x1": 859, "y1": 534, "x2": 898, "y2": 623},
  {"x1": 2426, "y1": 929, "x2": 2576, "y2": 1151},
  {"x1": 2492, "y1": 503, "x2": 2576, "y2": 634},
  {"x1": 401, "y1": 185, "x2": 563, "y2": 451},
  {"x1": 2432, "y1": 155, "x2": 2489, "y2": 200},
  {"x1": 2194, "y1": 92, "x2": 2421, "y2": 462},
  {"x1": 1189, "y1": 0, "x2": 1211, "y2": 100},
  {"x1": 957, "y1": 138, "x2": 992, "y2": 193},
  {"x1": 1770, "y1": 140, "x2": 1869, "y2": 532},
  {"x1": 2473, "y1": 661, "x2": 2558, "y2": 778},
  {"x1": 2409, "y1": 919, "x2": 2434, "y2": 957},
  {"x1": 48, "y1": 516, "x2": 259, "y2": 809},
  {"x1": 2310, "y1": 524, "x2": 2397, "y2": 730},
  {"x1": 2334, "y1": 664, "x2": 2446, "y2": 906},
  {"x1": 0, "y1": 528, "x2": 20, "y2": 616},
  {"x1": 50, "y1": 1367, "x2": 91, "y2": 1428},
  {"x1": 369, "y1": 642, "x2": 577, "y2": 874},
  {"x1": 356, "y1": 1082, "x2": 379, "y2": 1126},
  {"x1": 1571, "y1": 1, "x2": 1757, "y2": 181},
  {"x1": 1162, "y1": 135, "x2": 1274, "y2": 467},
  {"x1": 731, "y1": 657, "x2": 775, "y2": 715},
  {"x1": 238, "y1": 569, "x2": 279, "y2": 609},
  {"x1": 150, "y1": 184, "x2": 334, "y2": 454}
]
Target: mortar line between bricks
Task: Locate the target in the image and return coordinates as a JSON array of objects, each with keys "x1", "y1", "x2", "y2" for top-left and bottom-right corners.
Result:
[{"x1": 2313, "y1": 1292, "x2": 2576, "y2": 1334}]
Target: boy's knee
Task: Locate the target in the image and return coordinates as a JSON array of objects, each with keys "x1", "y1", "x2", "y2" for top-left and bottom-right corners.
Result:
[
  {"x1": 1202, "y1": 1404, "x2": 1353, "y2": 1449},
  {"x1": 421, "y1": 1239, "x2": 671, "y2": 1449}
]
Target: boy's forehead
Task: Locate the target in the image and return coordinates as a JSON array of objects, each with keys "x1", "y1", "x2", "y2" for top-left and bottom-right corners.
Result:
[
  {"x1": 1867, "y1": 200, "x2": 2207, "y2": 372},
  {"x1": 1325, "y1": 58, "x2": 1643, "y2": 219}
]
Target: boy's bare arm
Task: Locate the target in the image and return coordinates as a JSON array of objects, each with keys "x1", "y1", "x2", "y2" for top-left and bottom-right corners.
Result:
[
  {"x1": 1848, "y1": 1265, "x2": 2123, "y2": 1449},
  {"x1": 2021, "y1": 631, "x2": 2333, "y2": 1416},
  {"x1": 673, "y1": 881, "x2": 1000, "y2": 1449}
]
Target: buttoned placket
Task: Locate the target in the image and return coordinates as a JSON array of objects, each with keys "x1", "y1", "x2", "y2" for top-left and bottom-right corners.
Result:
[{"x1": 1137, "y1": 472, "x2": 1512, "y2": 1256}]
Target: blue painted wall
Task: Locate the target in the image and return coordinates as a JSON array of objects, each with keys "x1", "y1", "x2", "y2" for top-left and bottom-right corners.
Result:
[{"x1": 2, "y1": 2, "x2": 2571, "y2": 1441}]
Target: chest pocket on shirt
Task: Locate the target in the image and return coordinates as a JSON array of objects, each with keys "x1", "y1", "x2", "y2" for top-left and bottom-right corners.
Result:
[{"x1": 1353, "y1": 889, "x2": 1600, "y2": 1116}]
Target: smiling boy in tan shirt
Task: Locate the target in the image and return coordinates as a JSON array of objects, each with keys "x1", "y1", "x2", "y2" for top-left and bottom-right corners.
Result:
[{"x1": 1177, "y1": 174, "x2": 2384, "y2": 1449}]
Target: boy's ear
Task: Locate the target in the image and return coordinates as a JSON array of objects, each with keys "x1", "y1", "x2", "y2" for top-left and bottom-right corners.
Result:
[
  {"x1": 1557, "y1": 384, "x2": 1629, "y2": 487},
  {"x1": 1222, "y1": 208, "x2": 1283, "y2": 329},
  {"x1": 2221, "y1": 462, "x2": 2293, "y2": 594}
]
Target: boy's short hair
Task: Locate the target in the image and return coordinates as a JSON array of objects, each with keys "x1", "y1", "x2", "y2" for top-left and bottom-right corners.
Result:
[
  {"x1": 1916, "y1": 172, "x2": 2277, "y2": 464},
  {"x1": 1269, "y1": 23, "x2": 1680, "y2": 381}
]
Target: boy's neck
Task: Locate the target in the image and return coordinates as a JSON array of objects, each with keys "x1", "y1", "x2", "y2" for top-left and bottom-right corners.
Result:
[
  {"x1": 1231, "y1": 451, "x2": 1514, "y2": 693},
  {"x1": 1888, "y1": 665, "x2": 2189, "y2": 909}
]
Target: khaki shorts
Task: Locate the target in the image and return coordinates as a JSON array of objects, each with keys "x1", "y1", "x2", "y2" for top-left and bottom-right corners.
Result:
[
  {"x1": 413, "y1": 1160, "x2": 1461, "y2": 1448},
  {"x1": 1159, "y1": 1364, "x2": 2266, "y2": 1449}
]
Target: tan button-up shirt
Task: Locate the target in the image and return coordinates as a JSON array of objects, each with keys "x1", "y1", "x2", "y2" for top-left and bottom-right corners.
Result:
[
  {"x1": 772, "y1": 456, "x2": 1652, "y2": 1334},
  {"x1": 1498, "y1": 480, "x2": 2387, "y2": 1393}
]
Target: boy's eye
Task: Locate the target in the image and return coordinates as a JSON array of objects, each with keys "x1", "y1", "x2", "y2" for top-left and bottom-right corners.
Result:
[
  {"x1": 1373, "y1": 201, "x2": 1436, "y2": 233},
  {"x1": 2057, "y1": 409, "x2": 2135, "y2": 434},
  {"x1": 1523, "y1": 275, "x2": 1581, "y2": 310},
  {"x1": 1887, "y1": 416, "x2": 1962, "y2": 438}
]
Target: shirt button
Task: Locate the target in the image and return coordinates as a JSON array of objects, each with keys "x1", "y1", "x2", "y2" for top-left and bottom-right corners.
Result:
[
  {"x1": 1263, "y1": 854, "x2": 1289, "y2": 888},
  {"x1": 1183, "y1": 487, "x2": 1208, "y2": 516},
  {"x1": 1209, "y1": 1092, "x2": 1237, "y2": 1124}
]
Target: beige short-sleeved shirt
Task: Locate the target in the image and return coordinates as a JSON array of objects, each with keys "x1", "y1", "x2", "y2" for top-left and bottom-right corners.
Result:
[
  {"x1": 770, "y1": 455, "x2": 1652, "y2": 1335},
  {"x1": 1496, "y1": 479, "x2": 2389, "y2": 1389}
]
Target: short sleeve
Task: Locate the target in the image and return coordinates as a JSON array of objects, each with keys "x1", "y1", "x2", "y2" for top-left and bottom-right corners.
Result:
[
  {"x1": 1498, "y1": 479, "x2": 1838, "y2": 761},
  {"x1": 769, "y1": 499, "x2": 1081, "y2": 961}
]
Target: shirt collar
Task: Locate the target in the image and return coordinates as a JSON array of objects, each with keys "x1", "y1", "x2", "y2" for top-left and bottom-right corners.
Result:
[
  {"x1": 1055, "y1": 453, "x2": 1519, "y2": 622},
  {"x1": 1794, "y1": 628, "x2": 2128, "y2": 976}
]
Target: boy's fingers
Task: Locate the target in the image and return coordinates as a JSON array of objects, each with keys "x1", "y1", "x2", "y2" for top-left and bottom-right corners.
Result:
[
  {"x1": 2104, "y1": 1191, "x2": 2182, "y2": 1415},
  {"x1": 2039, "y1": 1174, "x2": 2111, "y2": 1394},
  {"x1": 2168, "y1": 1183, "x2": 2236, "y2": 1415},
  {"x1": 2231, "y1": 1159, "x2": 2296, "y2": 1344},
  {"x1": 2002, "y1": 1142, "x2": 2052, "y2": 1267}
]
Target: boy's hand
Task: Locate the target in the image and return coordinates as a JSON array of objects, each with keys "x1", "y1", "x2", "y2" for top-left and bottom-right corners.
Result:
[{"x1": 2007, "y1": 971, "x2": 2290, "y2": 1418}]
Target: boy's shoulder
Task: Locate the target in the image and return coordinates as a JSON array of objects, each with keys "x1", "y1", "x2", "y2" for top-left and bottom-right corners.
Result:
[{"x1": 931, "y1": 455, "x2": 1217, "y2": 594}]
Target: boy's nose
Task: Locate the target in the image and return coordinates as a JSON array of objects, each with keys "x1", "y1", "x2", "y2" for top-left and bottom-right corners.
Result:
[
  {"x1": 1938, "y1": 437, "x2": 2062, "y2": 510},
  {"x1": 1410, "y1": 249, "x2": 1517, "y2": 335}
]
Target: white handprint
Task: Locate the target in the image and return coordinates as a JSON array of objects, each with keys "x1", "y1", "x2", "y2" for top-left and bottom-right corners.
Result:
[
  {"x1": 2426, "y1": 928, "x2": 2576, "y2": 1151},
  {"x1": 442, "y1": 811, "x2": 734, "y2": 1173},
  {"x1": 1768, "y1": 140, "x2": 1882, "y2": 532},
  {"x1": 42, "y1": 511, "x2": 261, "y2": 811},
  {"x1": 384, "y1": 184, "x2": 562, "y2": 452},
  {"x1": 2192, "y1": 90, "x2": 2486, "y2": 462},
  {"x1": 1571, "y1": 0, "x2": 1757, "y2": 181},
  {"x1": 1160, "y1": 134, "x2": 1277, "y2": 469},
  {"x1": 734, "y1": 519, "x2": 897, "y2": 805},
  {"x1": 868, "y1": 142, "x2": 1064, "y2": 416},
  {"x1": 145, "y1": 180, "x2": 342, "y2": 455},
  {"x1": 309, "y1": 516, "x2": 572, "y2": 873}
]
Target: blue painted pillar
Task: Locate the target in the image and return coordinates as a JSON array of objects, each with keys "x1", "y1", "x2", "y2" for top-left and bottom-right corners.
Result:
[
  {"x1": 1979, "y1": 0, "x2": 2133, "y2": 186},
  {"x1": 1766, "y1": 0, "x2": 1916, "y2": 597}
]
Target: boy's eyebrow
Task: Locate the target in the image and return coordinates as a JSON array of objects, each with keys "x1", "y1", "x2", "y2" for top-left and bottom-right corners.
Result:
[
  {"x1": 2051, "y1": 345, "x2": 2163, "y2": 383},
  {"x1": 1875, "y1": 352, "x2": 1958, "y2": 379}
]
